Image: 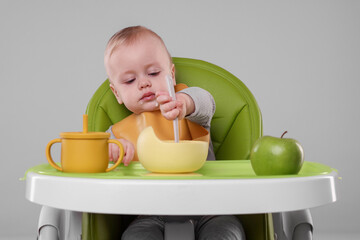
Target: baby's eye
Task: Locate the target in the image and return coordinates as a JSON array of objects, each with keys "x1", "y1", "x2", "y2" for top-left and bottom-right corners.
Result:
[
  {"x1": 125, "y1": 78, "x2": 135, "y2": 84},
  {"x1": 149, "y1": 71, "x2": 160, "y2": 76}
]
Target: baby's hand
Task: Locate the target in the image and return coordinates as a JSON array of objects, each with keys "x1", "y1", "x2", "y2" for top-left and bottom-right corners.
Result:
[
  {"x1": 156, "y1": 92, "x2": 195, "y2": 120},
  {"x1": 109, "y1": 139, "x2": 134, "y2": 166}
]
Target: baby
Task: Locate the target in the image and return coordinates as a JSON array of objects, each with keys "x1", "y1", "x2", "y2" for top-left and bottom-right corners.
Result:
[{"x1": 104, "y1": 26, "x2": 245, "y2": 240}]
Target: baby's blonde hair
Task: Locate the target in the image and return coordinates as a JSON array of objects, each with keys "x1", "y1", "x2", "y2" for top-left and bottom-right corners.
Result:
[{"x1": 104, "y1": 26, "x2": 172, "y2": 63}]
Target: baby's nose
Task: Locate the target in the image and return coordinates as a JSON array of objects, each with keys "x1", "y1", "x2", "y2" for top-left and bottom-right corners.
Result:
[{"x1": 138, "y1": 77, "x2": 151, "y2": 88}]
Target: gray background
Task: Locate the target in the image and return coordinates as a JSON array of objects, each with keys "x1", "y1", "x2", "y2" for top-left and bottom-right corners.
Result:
[{"x1": 1, "y1": 0, "x2": 359, "y2": 239}]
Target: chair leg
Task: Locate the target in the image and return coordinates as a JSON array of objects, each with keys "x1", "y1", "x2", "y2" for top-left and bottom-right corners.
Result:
[
  {"x1": 272, "y1": 209, "x2": 313, "y2": 240},
  {"x1": 38, "y1": 206, "x2": 61, "y2": 240},
  {"x1": 292, "y1": 223, "x2": 312, "y2": 240},
  {"x1": 164, "y1": 220, "x2": 195, "y2": 240},
  {"x1": 38, "y1": 225, "x2": 59, "y2": 240},
  {"x1": 37, "y1": 206, "x2": 82, "y2": 240}
]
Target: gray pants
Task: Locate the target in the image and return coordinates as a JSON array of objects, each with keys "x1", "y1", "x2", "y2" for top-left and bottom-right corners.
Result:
[{"x1": 122, "y1": 215, "x2": 246, "y2": 240}]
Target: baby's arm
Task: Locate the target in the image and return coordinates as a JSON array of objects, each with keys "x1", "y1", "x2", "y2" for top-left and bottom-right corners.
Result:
[{"x1": 180, "y1": 87, "x2": 216, "y2": 130}]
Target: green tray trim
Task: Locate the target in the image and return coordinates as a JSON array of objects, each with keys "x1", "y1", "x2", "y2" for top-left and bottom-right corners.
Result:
[{"x1": 23, "y1": 160, "x2": 336, "y2": 180}]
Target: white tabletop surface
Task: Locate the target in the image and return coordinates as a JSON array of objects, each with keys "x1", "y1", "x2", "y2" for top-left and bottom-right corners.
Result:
[{"x1": 25, "y1": 161, "x2": 339, "y2": 215}]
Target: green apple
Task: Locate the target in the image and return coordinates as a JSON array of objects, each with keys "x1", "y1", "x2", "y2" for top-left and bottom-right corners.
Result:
[{"x1": 250, "y1": 131, "x2": 304, "y2": 175}]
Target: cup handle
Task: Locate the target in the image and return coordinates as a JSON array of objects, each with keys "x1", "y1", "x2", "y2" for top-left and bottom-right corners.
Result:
[
  {"x1": 106, "y1": 139, "x2": 124, "y2": 172},
  {"x1": 46, "y1": 138, "x2": 63, "y2": 171}
]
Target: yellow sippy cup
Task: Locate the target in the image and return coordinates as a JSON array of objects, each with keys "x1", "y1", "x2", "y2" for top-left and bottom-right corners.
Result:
[{"x1": 46, "y1": 114, "x2": 124, "y2": 173}]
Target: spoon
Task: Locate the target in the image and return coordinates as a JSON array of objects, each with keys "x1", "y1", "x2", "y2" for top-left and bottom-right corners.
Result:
[{"x1": 166, "y1": 75, "x2": 179, "y2": 143}]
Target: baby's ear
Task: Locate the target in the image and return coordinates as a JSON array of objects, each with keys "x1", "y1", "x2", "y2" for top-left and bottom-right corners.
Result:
[{"x1": 110, "y1": 83, "x2": 123, "y2": 104}]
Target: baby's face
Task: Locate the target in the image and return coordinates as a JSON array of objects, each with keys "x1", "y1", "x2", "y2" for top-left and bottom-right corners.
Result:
[{"x1": 106, "y1": 34, "x2": 175, "y2": 114}]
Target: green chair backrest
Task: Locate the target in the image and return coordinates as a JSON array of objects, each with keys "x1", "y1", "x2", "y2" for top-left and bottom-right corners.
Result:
[{"x1": 86, "y1": 57, "x2": 263, "y2": 160}]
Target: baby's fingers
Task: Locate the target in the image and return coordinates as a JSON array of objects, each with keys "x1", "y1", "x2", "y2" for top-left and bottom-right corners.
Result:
[
  {"x1": 156, "y1": 92, "x2": 172, "y2": 104},
  {"x1": 160, "y1": 101, "x2": 184, "y2": 120},
  {"x1": 122, "y1": 146, "x2": 135, "y2": 166},
  {"x1": 108, "y1": 143, "x2": 119, "y2": 162},
  {"x1": 117, "y1": 139, "x2": 135, "y2": 166},
  {"x1": 166, "y1": 109, "x2": 181, "y2": 120}
]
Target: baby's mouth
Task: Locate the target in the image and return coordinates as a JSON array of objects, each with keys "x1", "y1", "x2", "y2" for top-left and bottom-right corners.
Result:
[{"x1": 140, "y1": 92, "x2": 155, "y2": 102}]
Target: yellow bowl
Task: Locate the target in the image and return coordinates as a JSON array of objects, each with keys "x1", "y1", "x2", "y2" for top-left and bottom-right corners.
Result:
[{"x1": 137, "y1": 127, "x2": 208, "y2": 173}]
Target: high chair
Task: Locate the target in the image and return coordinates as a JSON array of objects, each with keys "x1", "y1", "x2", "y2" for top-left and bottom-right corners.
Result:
[{"x1": 27, "y1": 58, "x2": 338, "y2": 240}]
